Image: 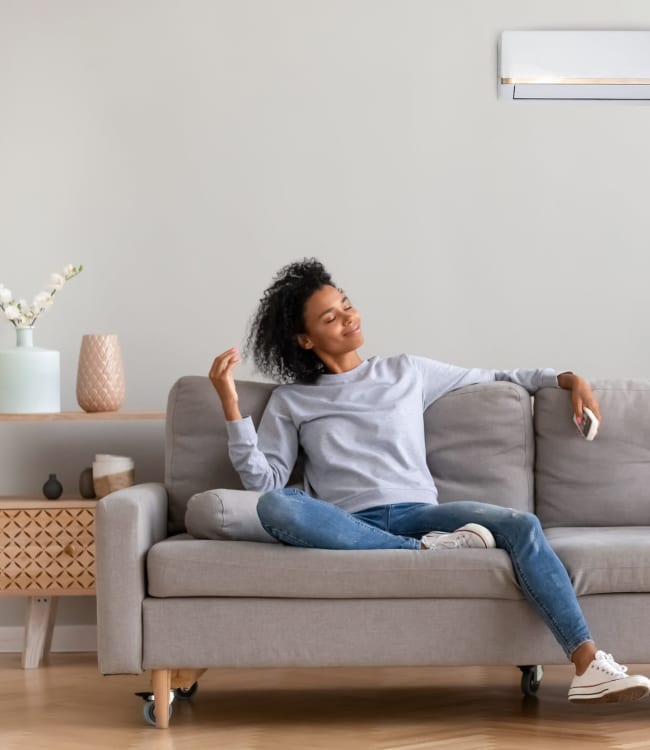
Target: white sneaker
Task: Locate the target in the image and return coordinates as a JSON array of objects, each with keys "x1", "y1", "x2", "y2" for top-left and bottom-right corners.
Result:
[
  {"x1": 568, "y1": 650, "x2": 650, "y2": 703},
  {"x1": 420, "y1": 523, "x2": 496, "y2": 550}
]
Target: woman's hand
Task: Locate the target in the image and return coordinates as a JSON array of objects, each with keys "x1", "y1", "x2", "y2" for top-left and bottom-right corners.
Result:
[
  {"x1": 209, "y1": 347, "x2": 243, "y2": 421},
  {"x1": 557, "y1": 372, "x2": 602, "y2": 423}
]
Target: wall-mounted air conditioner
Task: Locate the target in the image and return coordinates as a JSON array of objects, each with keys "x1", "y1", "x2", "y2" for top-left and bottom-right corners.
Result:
[{"x1": 499, "y1": 31, "x2": 650, "y2": 101}]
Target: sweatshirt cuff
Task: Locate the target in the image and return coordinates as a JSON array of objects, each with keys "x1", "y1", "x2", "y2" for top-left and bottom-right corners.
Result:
[
  {"x1": 542, "y1": 368, "x2": 561, "y2": 388},
  {"x1": 226, "y1": 415, "x2": 257, "y2": 445}
]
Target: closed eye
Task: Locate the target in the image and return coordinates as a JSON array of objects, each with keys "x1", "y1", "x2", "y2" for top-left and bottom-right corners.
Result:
[{"x1": 318, "y1": 295, "x2": 354, "y2": 323}]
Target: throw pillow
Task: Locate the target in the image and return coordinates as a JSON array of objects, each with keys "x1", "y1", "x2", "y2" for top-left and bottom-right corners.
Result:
[{"x1": 185, "y1": 489, "x2": 278, "y2": 543}]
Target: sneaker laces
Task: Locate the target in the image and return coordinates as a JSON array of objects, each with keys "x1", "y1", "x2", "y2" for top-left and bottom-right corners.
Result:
[
  {"x1": 435, "y1": 537, "x2": 464, "y2": 549},
  {"x1": 421, "y1": 532, "x2": 468, "y2": 549},
  {"x1": 596, "y1": 651, "x2": 628, "y2": 676}
]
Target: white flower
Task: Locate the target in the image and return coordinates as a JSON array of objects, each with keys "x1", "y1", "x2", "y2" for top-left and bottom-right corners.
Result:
[
  {"x1": 33, "y1": 291, "x2": 52, "y2": 308},
  {"x1": 1, "y1": 264, "x2": 82, "y2": 329},
  {"x1": 64, "y1": 264, "x2": 82, "y2": 280},
  {"x1": 4, "y1": 304, "x2": 21, "y2": 321}
]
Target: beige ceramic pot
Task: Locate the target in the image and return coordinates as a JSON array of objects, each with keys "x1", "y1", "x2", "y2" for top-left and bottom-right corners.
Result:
[{"x1": 76, "y1": 334, "x2": 125, "y2": 412}]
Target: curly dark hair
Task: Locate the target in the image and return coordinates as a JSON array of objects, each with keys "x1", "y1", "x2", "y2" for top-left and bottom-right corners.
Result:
[{"x1": 245, "y1": 258, "x2": 336, "y2": 384}]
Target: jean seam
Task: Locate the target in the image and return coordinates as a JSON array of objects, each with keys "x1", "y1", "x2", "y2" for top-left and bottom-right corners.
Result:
[
  {"x1": 349, "y1": 508, "x2": 417, "y2": 548},
  {"x1": 262, "y1": 524, "x2": 317, "y2": 548},
  {"x1": 494, "y1": 530, "x2": 590, "y2": 658}
]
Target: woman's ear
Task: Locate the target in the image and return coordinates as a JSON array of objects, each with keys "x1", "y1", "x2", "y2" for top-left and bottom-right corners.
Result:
[{"x1": 297, "y1": 333, "x2": 313, "y2": 350}]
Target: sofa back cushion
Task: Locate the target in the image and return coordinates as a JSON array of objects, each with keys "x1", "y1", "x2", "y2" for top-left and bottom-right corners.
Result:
[
  {"x1": 165, "y1": 377, "x2": 275, "y2": 534},
  {"x1": 535, "y1": 380, "x2": 650, "y2": 527},
  {"x1": 424, "y1": 381, "x2": 534, "y2": 511},
  {"x1": 166, "y1": 376, "x2": 535, "y2": 534}
]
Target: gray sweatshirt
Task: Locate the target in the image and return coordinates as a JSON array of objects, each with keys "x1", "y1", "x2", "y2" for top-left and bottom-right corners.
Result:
[{"x1": 226, "y1": 354, "x2": 559, "y2": 513}]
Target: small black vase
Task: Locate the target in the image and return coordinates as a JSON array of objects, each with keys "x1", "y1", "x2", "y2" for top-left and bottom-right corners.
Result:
[
  {"x1": 79, "y1": 467, "x2": 96, "y2": 499},
  {"x1": 42, "y1": 473, "x2": 63, "y2": 500}
]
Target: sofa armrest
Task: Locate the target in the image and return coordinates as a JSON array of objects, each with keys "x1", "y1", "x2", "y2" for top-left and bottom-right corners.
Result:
[{"x1": 95, "y1": 482, "x2": 169, "y2": 675}]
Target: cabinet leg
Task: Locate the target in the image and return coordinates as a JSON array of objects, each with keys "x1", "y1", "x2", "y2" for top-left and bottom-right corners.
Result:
[
  {"x1": 22, "y1": 596, "x2": 58, "y2": 669},
  {"x1": 152, "y1": 669, "x2": 172, "y2": 729}
]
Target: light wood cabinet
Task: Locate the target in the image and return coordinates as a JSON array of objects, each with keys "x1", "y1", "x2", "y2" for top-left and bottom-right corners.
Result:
[
  {"x1": 0, "y1": 411, "x2": 164, "y2": 667},
  {"x1": 0, "y1": 499, "x2": 96, "y2": 668},
  {"x1": 0, "y1": 499, "x2": 96, "y2": 596}
]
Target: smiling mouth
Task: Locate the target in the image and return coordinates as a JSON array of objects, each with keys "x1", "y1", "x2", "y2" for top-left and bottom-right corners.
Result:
[{"x1": 345, "y1": 324, "x2": 362, "y2": 336}]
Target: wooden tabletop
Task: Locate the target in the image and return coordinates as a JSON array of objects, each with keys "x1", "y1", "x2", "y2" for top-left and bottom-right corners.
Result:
[
  {"x1": 0, "y1": 412, "x2": 165, "y2": 422},
  {"x1": 0, "y1": 497, "x2": 99, "y2": 509}
]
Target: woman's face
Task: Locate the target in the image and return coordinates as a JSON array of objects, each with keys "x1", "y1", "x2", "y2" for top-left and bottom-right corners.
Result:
[{"x1": 298, "y1": 284, "x2": 364, "y2": 358}]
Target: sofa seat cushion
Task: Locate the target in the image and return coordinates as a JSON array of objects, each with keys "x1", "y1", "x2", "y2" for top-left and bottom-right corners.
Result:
[
  {"x1": 147, "y1": 536, "x2": 522, "y2": 599},
  {"x1": 546, "y1": 527, "x2": 650, "y2": 595}
]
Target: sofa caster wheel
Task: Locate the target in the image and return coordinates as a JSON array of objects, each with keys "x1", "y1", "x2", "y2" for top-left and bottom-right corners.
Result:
[
  {"x1": 137, "y1": 689, "x2": 175, "y2": 727},
  {"x1": 174, "y1": 681, "x2": 198, "y2": 700},
  {"x1": 143, "y1": 699, "x2": 173, "y2": 727},
  {"x1": 519, "y1": 665, "x2": 543, "y2": 696}
]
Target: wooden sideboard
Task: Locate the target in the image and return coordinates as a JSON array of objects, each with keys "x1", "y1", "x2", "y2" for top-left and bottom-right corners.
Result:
[
  {"x1": 0, "y1": 411, "x2": 165, "y2": 667},
  {"x1": 0, "y1": 498, "x2": 96, "y2": 667}
]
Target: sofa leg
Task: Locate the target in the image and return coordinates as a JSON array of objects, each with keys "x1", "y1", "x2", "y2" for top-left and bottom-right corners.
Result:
[
  {"x1": 152, "y1": 669, "x2": 172, "y2": 729},
  {"x1": 171, "y1": 667, "x2": 207, "y2": 691}
]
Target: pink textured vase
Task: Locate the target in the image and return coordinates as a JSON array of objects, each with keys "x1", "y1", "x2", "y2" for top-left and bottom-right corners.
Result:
[{"x1": 76, "y1": 334, "x2": 126, "y2": 412}]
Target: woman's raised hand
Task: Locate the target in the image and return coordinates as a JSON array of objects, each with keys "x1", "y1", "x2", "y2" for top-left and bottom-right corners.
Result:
[{"x1": 209, "y1": 347, "x2": 243, "y2": 420}]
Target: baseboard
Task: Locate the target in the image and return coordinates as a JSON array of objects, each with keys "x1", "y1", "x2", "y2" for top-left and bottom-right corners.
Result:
[{"x1": 0, "y1": 625, "x2": 97, "y2": 653}]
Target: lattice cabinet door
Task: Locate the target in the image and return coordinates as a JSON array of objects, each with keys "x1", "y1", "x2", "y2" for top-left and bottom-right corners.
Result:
[{"x1": 0, "y1": 500, "x2": 96, "y2": 596}]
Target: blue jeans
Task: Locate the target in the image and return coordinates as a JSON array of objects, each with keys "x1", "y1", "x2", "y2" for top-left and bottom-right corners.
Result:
[{"x1": 257, "y1": 489, "x2": 592, "y2": 659}]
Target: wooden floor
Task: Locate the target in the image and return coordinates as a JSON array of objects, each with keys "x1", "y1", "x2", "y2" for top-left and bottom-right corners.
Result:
[{"x1": 1, "y1": 653, "x2": 650, "y2": 749}]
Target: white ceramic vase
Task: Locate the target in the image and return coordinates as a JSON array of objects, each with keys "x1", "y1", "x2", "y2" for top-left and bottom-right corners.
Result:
[
  {"x1": 76, "y1": 334, "x2": 126, "y2": 412},
  {"x1": 0, "y1": 327, "x2": 61, "y2": 413}
]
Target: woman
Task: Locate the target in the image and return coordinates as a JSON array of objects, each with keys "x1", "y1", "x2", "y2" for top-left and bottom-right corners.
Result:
[{"x1": 210, "y1": 258, "x2": 650, "y2": 704}]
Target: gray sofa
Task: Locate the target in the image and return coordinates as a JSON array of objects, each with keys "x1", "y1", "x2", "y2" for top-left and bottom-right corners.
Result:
[{"x1": 96, "y1": 376, "x2": 650, "y2": 728}]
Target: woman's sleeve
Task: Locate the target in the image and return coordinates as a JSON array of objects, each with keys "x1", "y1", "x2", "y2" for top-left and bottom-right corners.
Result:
[
  {"x1": 408, "y1": 355, "x2": 559, "y2": 410},
  {"x1": 225, "y1": 389, "x2": 298, "y2": 492}
]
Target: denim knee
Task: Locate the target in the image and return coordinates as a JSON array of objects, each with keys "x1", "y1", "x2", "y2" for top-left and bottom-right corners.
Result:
[
  {"x1": 503, "y1": 509, "x2": 544, "y2": 545},
  {"x1": 257, "y1": 489, "x2": 285, "y2": 526},
  {"x1": 257, "y1": 488, "x2": 303, "y2": 528}
]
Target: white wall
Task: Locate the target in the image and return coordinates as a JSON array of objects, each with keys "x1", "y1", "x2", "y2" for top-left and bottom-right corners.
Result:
[{"x1": 2, "y1": 0, "x2": 650, "y2": 636}]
